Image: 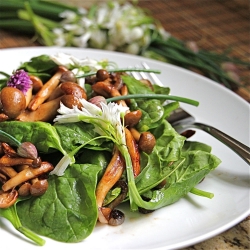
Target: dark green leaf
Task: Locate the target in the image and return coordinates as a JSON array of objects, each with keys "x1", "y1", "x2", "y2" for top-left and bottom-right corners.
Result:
[
  {"x1": 17, "y1": 163, "x2": 101, "y2": 242},
  {"x1": 0, "y1": 121, "x2": 66, "y2": 154},
  {"x1": 18, "y1": 54, "x2": 57, "y2": 74}
]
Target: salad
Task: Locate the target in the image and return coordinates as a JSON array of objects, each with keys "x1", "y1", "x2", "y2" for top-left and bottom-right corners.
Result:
[{"x1": 0, "y1": 53, "x2": 221, "y2": 246}]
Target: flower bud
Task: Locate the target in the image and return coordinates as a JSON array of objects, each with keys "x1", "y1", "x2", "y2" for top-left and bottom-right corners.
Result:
[
  {"x1": 7, "y1": 69, "x2": 32, "y2": 95},
  {"x1": 186, "y1": 41, "x2": 199, "y2": 53},
  {"x1": 88, "y1": 96, "x2": 107, "y2": 109},
  {"x1": 221, "y1": 62, "x2": 239, "y2": 73},
  {"x1": 17, "y1": 142, "x2": 38, "y2": 160}
]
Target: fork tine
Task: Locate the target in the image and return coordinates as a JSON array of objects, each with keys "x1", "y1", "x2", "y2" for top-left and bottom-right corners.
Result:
[
  {"x1": 141, "y1": 62, "x2": 163, "y2": 86},
  {"x1": 130, "y1": 62, "x2": 162, "y2": 86},
  {"x1": 130, "y1": 65, "x2": 141, "y2": 80},
  {"x1": 130, "y1": 64, "x2": 148, "y2": 80}
]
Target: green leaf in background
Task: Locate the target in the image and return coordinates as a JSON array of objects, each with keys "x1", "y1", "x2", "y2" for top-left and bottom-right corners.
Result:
[
  {"x1": 19, "y1": 54, "x2": 57, "y2": 73},
  {"x1": 0, "y1": 0, "x2": 249, "y2": 91},
  {"x1": 18, "y1": 54, "x2": 57, "y2": 82}
]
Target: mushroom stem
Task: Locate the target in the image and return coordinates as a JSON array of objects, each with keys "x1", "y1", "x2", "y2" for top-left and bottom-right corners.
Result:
[
  {"x1": 2, "y1": 162, "x2": 53, "y2": 192},
  {"x1": 0, "y1": 172, "x2": 7, "y2": 183},
  {"x1": 29, "y1": 75, "x2": 43, "y2": 93},
  {"x1": 92, "y1": 80, "x2": 127, "y2": 107},
  {"x1": 124, "y1": 128, "x2": 140, "y2": 177},
  {"x1": 25, "y1": 86, "x2": 33, "y2": 108},
  {"x1": 0, "y1": 166, "x2": 18, "y2": 178},
  {"x1": 95, "y1": 147, "x2": 125, "y2": 223},
  {"x1": 46, "y1": 84, "x2": 63, "y2": 101},
  {"x1": 28, "y1": 66, "x2": 68, "y2": 111},
  {"x1": 129, "y1": 127, "x2": 141, "y2": 142},
  {"x1": 0, "y1": 155, "x2": 39, "y2": 167},
  {"x1": 2, "y1": 142, "x2": 18, "y2": 157},
  {"x1": 17, "y1": 96, "x2": 62, "y2": 122}
]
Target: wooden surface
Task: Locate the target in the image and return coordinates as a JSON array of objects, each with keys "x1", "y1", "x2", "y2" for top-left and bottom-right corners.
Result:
[
  {"x1": 0, "y1": 0, "x2": 249, "y2": 249},
  {"x1": 0, "y1": 0, "x2": 249, "y2": 100}
]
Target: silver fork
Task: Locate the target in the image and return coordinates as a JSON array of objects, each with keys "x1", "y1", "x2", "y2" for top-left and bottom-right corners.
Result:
[{"x1": 131, "y1": 62, "x2": 250, "y2": 165}]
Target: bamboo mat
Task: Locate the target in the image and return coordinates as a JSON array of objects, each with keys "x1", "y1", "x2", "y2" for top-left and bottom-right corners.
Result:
[
  {"x1": 0, "y1": 0, "x2": 249, "y2": 249},
  {"x1": 0, "y1": 0, "x2": 249, "y2": 100},
  {"x1": 137, "y1": 0, "x2": 250, "y2": 100}
]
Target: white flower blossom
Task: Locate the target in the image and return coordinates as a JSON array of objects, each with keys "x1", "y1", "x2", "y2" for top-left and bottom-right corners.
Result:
[
  {"x1": 50, "y1": 53, "x2": 102, "y2": 70},
  {"x1": 130, "y1": 27, "x2": 144, "y2": 41},
  {"x1": 77, "y1": 7, "x2": 87, "y2": 15},
  {"x1": 55, "y1": 99, "x2": 128, "y2": 144},
  {"x1": 50, "y1": 53, "x2": 75, "y2": 67},
  {"x1": 54, "y1": 36, "x2": 67, "y2": 47},
  {"x1": 124, "y1": 43, "x2": 140, "y2": 54},
  {"x1": 89, "y1": 29, "x2": 107, "y2": 49},
  {"x1": 50, "y1": 53, "x2": 109, "y2": 89},
  {"x1": 72, "y1": 32, "x2": 91, "y2": 47},
  {"x1": 53, "y1": 28, "x2": 64, "y2": 35},
  {"x1": 63, "y1": 24, "x2": 80, "y2": 31},
  {"x1": 51, "y1": 2, "x2": 168, "y2": 52},
  {"x1": 51, "y1": 98, "x2": 129, "y2": 176},
  {"x1": 54, "y1": 99, "x2": 128, "y2": 144},
  {"x1": 59, "y1": 10, "x2": 77, "y2": 22},
  {"x1": 80, "y1": 17, "x2": 93, "y2": 28}
]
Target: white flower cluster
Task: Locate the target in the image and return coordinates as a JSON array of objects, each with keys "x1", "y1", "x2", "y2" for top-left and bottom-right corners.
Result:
[
  {"x1": 51, "y1": 98, "x2": 129, "y2": 176},
  {"x1": 54, "y1": 98, "x2": 128, "y2": 147},
  {"x1": 52, "y1": 2, "x2": 170, "y2": 54},
  {"x1": 50, "y1": 52, "x2": 110, "y2": 88}
]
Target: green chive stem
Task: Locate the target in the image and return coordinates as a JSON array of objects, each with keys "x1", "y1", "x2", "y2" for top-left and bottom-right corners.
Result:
[
  {"x1": 76, "y1": 68, "x2": 161, "y2": 78},
  {"x1": 106, "y1": 94, "x2": 199, "y2": 106},
  {"x1": 190, "y1": 187, "x2": 214, "y2": 199}
]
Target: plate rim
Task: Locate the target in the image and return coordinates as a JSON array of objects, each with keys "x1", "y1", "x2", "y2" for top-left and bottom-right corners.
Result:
[{"x1": 0, "y1": 46, "x2": 249, "y2": 250}]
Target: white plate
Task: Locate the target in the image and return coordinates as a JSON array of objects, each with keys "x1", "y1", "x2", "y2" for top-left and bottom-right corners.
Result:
[{"x1": 0, "y1": 47, "x2": 249, "y2": 250}]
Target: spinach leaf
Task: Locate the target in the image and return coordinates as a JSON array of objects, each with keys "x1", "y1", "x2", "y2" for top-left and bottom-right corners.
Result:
[
  {"x1": 0, "y1": 121, "x2": 66, "y2": 155},
  {"x1": 122, "y1": 75, "x2": 178, "y2": 131},
  {"x1": 77, "y1": 148, "x2": 111, "y2": 179},
  {"x1": 54, "y1": 122, "x2": 104, "y2": 153},
  {"x1": 17, "y1": 163, "x2": 102, "y2": 243},
  {"x1": 135, "y1": 120, "x2": 185, "y2": 192},
  {"x1": 18, "y1": 55, "x2": 57, "y2": 82},
  {"x1": 0, "y1": 198, "x2": 45, "y2": 246},
  {"x1": 19, "y1": 55, "x2": 57, "y2": 72},
  {"x1": 153, "y1": 84, "x2": 170, "y2": 96},
  {"x1": 140, "y1": 141, "x2": 221, "y2": 209}
]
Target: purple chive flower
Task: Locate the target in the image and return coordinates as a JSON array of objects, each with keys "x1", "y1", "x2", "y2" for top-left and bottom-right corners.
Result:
[{"x1": 7, "y1": 69, "x2": 32, "y2": 95}]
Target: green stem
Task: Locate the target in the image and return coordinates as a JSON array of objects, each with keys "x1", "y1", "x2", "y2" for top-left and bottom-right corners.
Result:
[
  {"x1": 147, "y1": 46, "x2": 238, "y2": 88},
  {"x1": 190, "y1": 187, "x2": 214, "y2": 199},
  {"x1": 0, "y1": 19, "x2": 35, "y2": 34},
  {"x1": 76, "y1": 68, "x2": 161, "y2": 78},
  {"x1": 120, "y1": 143, "x2": 186, "y2": 211},
  {"x1": 22, "y1": 2, "x2": 55, "y2": 46},
  {"x1": 1, "y1": 204, "x2": 45, "y2": 246},
  {"x1": 18, "y1": 9, "x2": 58, "y2": 29},
  {"x1": 17, "y1": 226, "x2": 45, "y2": 246},
  {"x1": 0, "y1": 71, "x2": 10, "y2": 78},
  {"x1": 0, "y1": 0, "x2": 74, "y2": 21},
  {"x1": 0, "y1": 130, "x2": 21, "y2": 147},
  {"x1": 107, "y1": 94, "x2": 199, "y2": 106}
]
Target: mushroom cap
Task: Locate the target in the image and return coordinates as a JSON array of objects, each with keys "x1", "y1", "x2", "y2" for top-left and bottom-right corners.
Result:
[{"x1": 0, "y1": 86, "x2": 26, "y2": 119}]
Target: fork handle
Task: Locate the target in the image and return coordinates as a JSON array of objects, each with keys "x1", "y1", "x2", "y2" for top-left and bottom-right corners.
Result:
[{"x1": 177, "y1": 122, "x2": 250, "y2": 165}]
